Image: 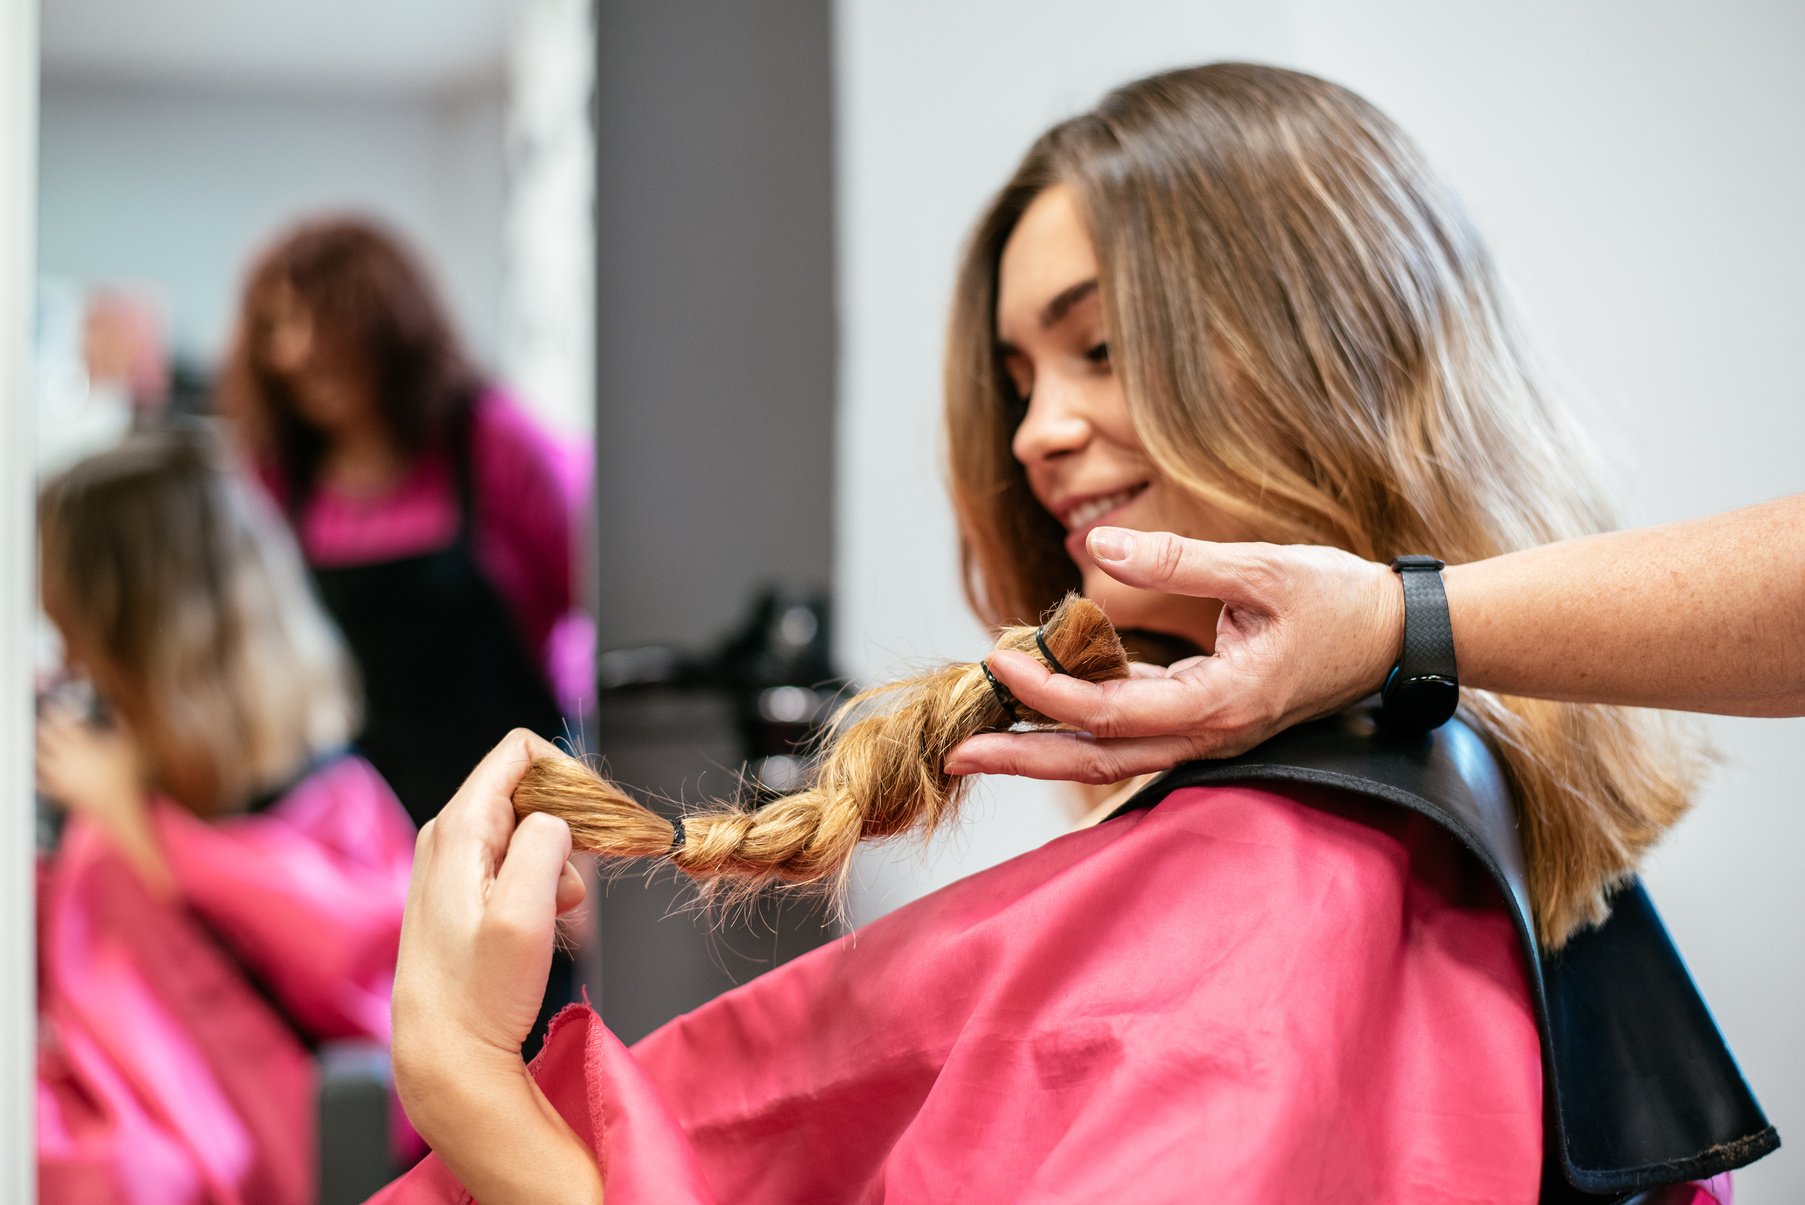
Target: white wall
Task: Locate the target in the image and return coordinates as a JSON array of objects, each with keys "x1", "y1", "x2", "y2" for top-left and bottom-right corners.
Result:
[
  {"x1": 1, "y1": 4, "x2": 38, "y2": 1197},
  {"x1": 37, "y1": 75, "x2": 506, "y2": 374},
  {"x1": 834, "y1": 3, "x2": 1804, "y2": 1200},
  {"x1": 501, "y1": 0, "x2": 595, "y2": 442}
]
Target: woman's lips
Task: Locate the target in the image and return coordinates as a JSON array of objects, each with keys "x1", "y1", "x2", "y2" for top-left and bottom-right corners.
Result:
[{"x1": 1062, "y1": 484, "x2": 1148, "y2": 561}]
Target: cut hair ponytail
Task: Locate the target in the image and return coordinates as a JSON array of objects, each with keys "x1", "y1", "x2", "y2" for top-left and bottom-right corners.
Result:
[{"x1": 514, "y1": 595, "x2": 1128, "y2": 893}]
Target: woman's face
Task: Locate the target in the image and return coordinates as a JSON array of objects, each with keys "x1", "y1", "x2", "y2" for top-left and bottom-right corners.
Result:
[
  {"x1": 995, "y1": 185, "x2": 1234, "y2": 649},
  {"x1": 262, "y1": 283, "x2": 374, "y2": 439}
]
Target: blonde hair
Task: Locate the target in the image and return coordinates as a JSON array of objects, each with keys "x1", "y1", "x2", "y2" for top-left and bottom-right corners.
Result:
[
  {"x1": 38, "y1": 429, "x2": 359, "y2": 817},
  {"x1": 944, "y1": 64, "x2": 1703, "y2": 946},
  {"x1": 516, "y1": 595, "x2": 1128, "y2": 898}
]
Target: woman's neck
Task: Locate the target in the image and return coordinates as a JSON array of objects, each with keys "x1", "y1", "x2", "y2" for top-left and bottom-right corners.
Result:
[{"x1": 318, "y1": 426, "x2": 410, "y2": 498}]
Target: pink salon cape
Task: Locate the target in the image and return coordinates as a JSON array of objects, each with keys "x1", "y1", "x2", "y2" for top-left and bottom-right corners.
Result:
[
  {"x1": 37, "y1": 753, "x2": 416, "y2": 1204},
  {"x1": 374, "y1": 784, "x2": 1733, "y2": 1205}
]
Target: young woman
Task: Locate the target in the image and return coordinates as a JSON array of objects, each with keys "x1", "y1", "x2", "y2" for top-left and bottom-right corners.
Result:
[
  {"x1": 219, "y1": 215, "x2": 582, "y2": 832},
  {"x1": 34, "y1": 430, "x2": 416, "y2": 1202},
  {"x1": 373, "y1": 65, "x2": 1744, "y2": 1203}
]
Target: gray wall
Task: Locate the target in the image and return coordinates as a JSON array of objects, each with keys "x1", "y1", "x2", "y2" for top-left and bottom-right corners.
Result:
[
  {"x1": 592, "y1": 0, "x2": 836, "y2": 650},
  {"x1": 588, "y1": 0, "x2": 838, "y2": 1039}
]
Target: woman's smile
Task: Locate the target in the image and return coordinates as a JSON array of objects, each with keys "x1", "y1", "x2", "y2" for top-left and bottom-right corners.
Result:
[{"x1": 1056, "y1": 481, "x2": 1149, "y2": 560}]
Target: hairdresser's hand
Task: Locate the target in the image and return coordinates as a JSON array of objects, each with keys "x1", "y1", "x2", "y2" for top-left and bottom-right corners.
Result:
[
  {"x1": 35, "y1": 703, "x2": 144, "y2": 824},
  {"x1": 392, "y1": 729, "x2": 601, "y2": 1203},
  {"x1": 946, "y1": 530, "x2": 1402, "y2": 783},
  {"x1": 35, "y1": 704, "x2": 172, "y2": 888}
]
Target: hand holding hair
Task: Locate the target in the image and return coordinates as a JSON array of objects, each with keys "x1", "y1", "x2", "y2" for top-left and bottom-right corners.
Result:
[
  {"x1": 949, "y1": 500, "x2": 1805, "y2": 786},
  {"x1": 947, "y1": 530, "x2": 1402, "y2": 782},
  {"x1": 512, "y1": 594, "x2": 1131, "y2": 891},
  {"x1": 391, "y1": 729, "x2": 600, "y2": 1204}
]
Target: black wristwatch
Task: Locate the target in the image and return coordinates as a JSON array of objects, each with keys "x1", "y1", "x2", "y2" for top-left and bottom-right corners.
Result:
[{"x1": 1380, "y1": 555, "x2": 1460, "y2": 732}]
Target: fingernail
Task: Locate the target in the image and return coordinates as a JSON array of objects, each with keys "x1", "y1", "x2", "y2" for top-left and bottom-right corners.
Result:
[{"x1": 1088, "y1": 527, "x2": 1134, "y2": 562}]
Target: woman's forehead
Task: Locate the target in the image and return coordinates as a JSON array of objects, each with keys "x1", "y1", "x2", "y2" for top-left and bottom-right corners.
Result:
[{"x1": 996, "y1": 186, "x2": 1099, "y2": 341}]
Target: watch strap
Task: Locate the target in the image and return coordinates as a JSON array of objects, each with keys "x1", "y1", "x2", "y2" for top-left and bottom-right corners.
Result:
[
  {"x1": 1396, "y1": 556, "x2": 1456, "y2": 684},
  {"x1": 1382, "y1": 555, "x2": 1459, "y2": 731}
]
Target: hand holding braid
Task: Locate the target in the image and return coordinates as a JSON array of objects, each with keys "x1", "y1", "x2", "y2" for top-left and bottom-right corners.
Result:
[{"x1": 512, "y1": 594, "x2": 1130, "y2": 892}]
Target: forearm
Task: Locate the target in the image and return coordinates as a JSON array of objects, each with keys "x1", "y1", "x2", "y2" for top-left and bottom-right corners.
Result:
[
  {"x1": 401, "y1": 1048, "x2": 604, "y2": 1204},
  {"x1": 1445, "y1": 494, "x2": 1805, "y2": 715}
]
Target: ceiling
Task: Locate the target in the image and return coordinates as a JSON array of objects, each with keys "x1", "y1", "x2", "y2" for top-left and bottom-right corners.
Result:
[{"x1": 41, "y1": 0, "x2": 519, "y2": 94}]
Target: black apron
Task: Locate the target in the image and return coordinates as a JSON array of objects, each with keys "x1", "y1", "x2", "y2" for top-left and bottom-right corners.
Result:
[
  {"x1": 303, "y1": 418, "x2": 564, "y2": 831},
  {"x1": 300, "y1": 416, "x2": 576, "y2": 1053},
  {"x1": 1108, "y1": 705, "x2": 1777, "y2": 1204}
]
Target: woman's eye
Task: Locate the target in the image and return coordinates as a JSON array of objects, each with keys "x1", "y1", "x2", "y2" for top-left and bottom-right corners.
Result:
[{"x1": 1084, "y1": 342, "x2": 1111, "y2": 367}]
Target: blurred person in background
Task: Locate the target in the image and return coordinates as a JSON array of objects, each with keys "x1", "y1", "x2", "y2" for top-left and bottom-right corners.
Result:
[
  {"x1": 34, "y1": 430, "x2": 416, "y2": 1203},
  {"x1": 34, "y1": 283, "x2": 168, "y2": 477},
  {"x1": 218, "y1": 214, "x2": 581, "y2": 834}
]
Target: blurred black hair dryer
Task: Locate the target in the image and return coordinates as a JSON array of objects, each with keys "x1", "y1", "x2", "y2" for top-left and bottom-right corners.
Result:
[{"x1": 595, "y1": 587, "x2": 847, "y2": 792}]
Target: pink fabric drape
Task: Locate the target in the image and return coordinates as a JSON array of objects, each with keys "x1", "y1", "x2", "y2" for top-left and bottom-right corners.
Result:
[
  {"x1": 38, "y1": 754, "x2": 415, "y2": 1204},
  {"x1": 375, "y1": 783, "x2": 1723, "y2": 1204}
]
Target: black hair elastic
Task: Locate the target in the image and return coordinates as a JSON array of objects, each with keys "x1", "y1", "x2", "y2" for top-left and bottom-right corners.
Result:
[
  {"x1": 1034, "y1": 625, "x2": 1069, "y2": 677},
  {"x1": 669, "y1": 815, "x2": 687, "y2": 852},
  {"x1": 980, "y1": 660, "x2": 1022, "y2": 725}
]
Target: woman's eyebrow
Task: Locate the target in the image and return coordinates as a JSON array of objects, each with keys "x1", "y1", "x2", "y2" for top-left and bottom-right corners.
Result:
[
  {"x1": 1039, "y1": 278, "x2": 1098, "y2": 329},
  {"x1": 995, "y1": 278, "x2": 1100, "y2": 352}
]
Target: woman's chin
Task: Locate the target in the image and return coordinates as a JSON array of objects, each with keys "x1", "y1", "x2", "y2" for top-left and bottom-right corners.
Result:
[{"x1": 1080, "y1": 567, "x2": 1221, "y2": 654}]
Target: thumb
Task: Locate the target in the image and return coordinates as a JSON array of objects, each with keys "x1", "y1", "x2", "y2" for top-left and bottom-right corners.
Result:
[{"x1": 1087, "y1": 528, "x2": 1269, "y2": 604}]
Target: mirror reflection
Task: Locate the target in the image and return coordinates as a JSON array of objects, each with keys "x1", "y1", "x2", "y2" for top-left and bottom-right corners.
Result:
[{"x1": 33, "y1": 1, "x2": 603, "y2": 1198}]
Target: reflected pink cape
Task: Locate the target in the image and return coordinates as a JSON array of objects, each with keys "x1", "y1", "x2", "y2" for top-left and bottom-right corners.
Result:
[
  {"x1": 376, "y1": 784, "x2": 1733, "y2": 1204},
  {"x1": 37, "y1": 754, "x2": 415, "y2": 1205}
]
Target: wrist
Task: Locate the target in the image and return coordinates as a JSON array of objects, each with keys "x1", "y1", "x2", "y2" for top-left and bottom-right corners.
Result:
[
  {"x1": 402, "y1": 1040, "x2": 602, "y2": 1204},
  {"x1": 395, "y1": 1026, "x2": 523, "y2": 1130},
  {"x1": 1361, "y1": 557, "x2": 1407, "y2": 698}
]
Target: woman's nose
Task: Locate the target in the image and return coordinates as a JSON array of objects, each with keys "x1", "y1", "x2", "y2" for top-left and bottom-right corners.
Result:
[{"x1": 1010, "y1": 380, "x2": 1092, "y2": 466}]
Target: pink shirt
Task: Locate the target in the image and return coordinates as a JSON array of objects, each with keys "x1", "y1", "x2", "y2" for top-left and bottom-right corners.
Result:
[{"x1": 258, "y1": 390, "x2": 585, "y2": 688}]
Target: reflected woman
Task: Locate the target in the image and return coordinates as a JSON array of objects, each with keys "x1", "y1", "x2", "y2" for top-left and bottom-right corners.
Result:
[{"x1": 220, "y1": 216, "x2": 584, "y2": 832}]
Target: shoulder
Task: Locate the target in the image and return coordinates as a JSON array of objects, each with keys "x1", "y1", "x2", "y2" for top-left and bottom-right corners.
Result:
[
  {"x1": 262, "y1": 753, "x2": 411, "y2": 835},
  {"x1": 464, "y1": 387, "x2": 586, "y2": 525},
  {"x1": 468, "y1": 387, "x2": 562, "y2": 470},
  {"x1": 844, "y1": 782, "x2": 1479, "y2": 974}
]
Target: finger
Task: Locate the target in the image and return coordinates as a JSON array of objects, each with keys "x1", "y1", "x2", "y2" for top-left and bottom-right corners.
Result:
[
  {"x1": 435, "y1": 728, "x2": 567, "y2": 860},
  {"x1": 35, "y1": 722, "x2": 75, "y2": 780},
  {"x1": 405, "y1": 819, "x2": 438, "y2": 911},
  {"x1": 36, "y1": 698, "x2": 84, "y2": 727},
  {"x1": 36, "y1": 709, "x2": 82, "y2": 748},
  {"x1": 986, "y1": 648, "x2": 1233, "y2": 738},
  {"x1": 945, "y1": 730, "x2": 1225, "y2": 784},
  {"x1": 489, "y1": 811, "x2": 575, "y2": 935},
  {"x1": 554, "y1": 859, "x2": 586, "y2": 915},
  {"x1": 1088, "y1": 529, "x2": 1270, "y2": 603}
]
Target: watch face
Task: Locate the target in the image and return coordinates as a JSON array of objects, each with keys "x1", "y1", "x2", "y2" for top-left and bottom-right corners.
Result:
[{"x1": 1382, "y1": 672, "x2": 1460, "y2": 731}]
